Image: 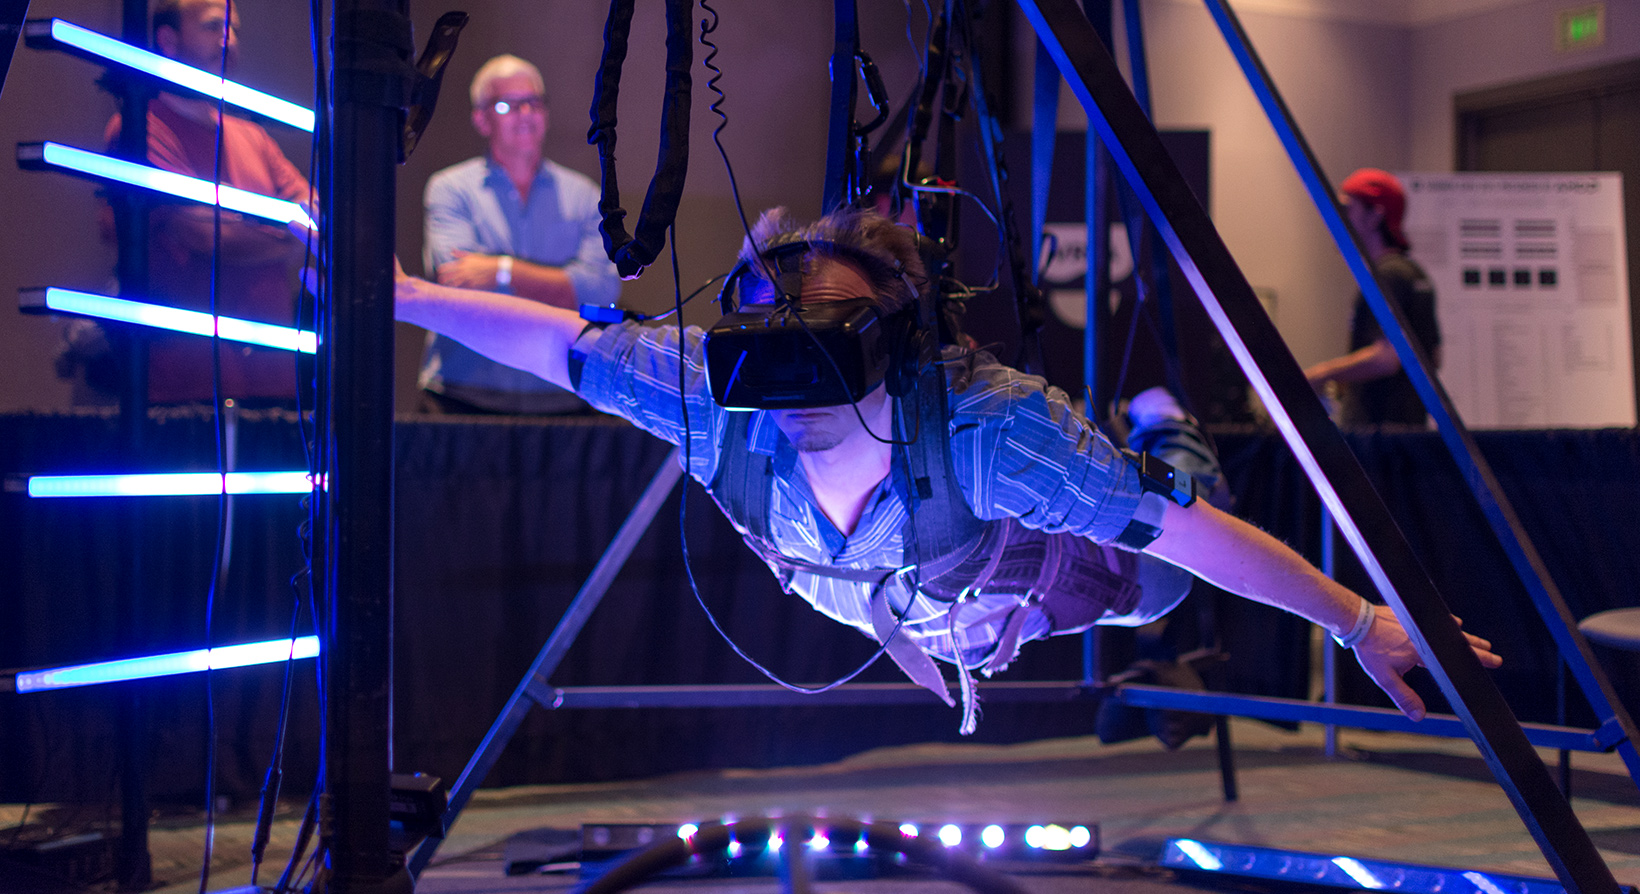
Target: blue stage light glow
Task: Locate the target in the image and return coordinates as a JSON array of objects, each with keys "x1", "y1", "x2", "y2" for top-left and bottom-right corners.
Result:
[
  {"x1": 33, "y1": 19, "x2": 315, "y2": 131},
  {"x1": 19, "y1": 142, "x2": 317, "y2": 231},
  {"x1": 1464, "y1": 872, "x2": 1511, "y2": 894},
  {"x1": 27, "y1": 287, "x2": 316, "y2": 353},
  {"x1": 1334, "y1": 856, "x2": 1386, "y2": 889},
  {"x1": 1172, "y1": 839, "x2": 1223, "y2": 870},
  {"x1": 27, "y1": 471, "x2": 316, "y2": 497},
  {"x1": 13, "y1": 636, "x2": 319, "y2": 692},
  {"x1": 937, "y1": 825, "x2": 962, "y2": 847},
  {"x1": 980, "y1": 825, "x2": 1005, "y2": 849}
]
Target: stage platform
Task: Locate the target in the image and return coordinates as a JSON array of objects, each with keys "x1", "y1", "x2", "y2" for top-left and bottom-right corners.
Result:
[{"x1": 117, "y1": 718, "x2": 1640, "y2": 894}]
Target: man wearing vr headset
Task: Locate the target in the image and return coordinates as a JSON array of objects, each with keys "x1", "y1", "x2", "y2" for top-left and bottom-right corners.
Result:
[{"x1": 395, "y1": 206, "x2": 1500, "y2": 731}]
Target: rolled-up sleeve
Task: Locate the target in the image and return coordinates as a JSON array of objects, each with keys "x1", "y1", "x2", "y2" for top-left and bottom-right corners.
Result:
[
  {"x1": 423, "y1": 169, "x2": 480, "y2": 275},
  {"x1": 946, "y1": 354, "x2": 1143, "y2": 544},
  {"x1": 559, "y1": 175, "x2": 620, "y2": 307},
  {"x1": 575, "y1": 321, "x2": 727, "y2": 484}
]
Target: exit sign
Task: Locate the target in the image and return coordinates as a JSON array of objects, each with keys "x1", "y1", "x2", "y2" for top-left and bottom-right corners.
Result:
[{"x1": 1556, "y1": 3, "x2": 1605, "y2": 51}]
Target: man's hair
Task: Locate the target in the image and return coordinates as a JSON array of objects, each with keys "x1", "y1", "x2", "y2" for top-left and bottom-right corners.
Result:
[
  {"x1": 151, "y1": 0, "x2": 188, "y2": 44},
  {"x1": 738, "y1": 207, "x2": 926, "y2": 315},
  {"x1": 469, "y1": 54, "x2": 546, "y2": 108}
]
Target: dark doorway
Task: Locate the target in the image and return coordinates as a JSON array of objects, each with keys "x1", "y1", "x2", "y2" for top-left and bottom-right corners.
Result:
[{"x1": 1456, "y1": 58, "x2": 1640, "y2": 420}]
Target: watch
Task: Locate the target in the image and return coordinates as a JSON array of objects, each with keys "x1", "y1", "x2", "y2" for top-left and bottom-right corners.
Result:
[{"x1": 495, "y1": 254, "x2": 514, "y2": 288}]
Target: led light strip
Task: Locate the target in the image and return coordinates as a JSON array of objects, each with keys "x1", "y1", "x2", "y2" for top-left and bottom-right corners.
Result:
[
  {"x1": 25, "y1": 18, "x2": 315, "y2": 132},
  {"x1": 17, "y1": 142, "x2": 317, "y2": 231},
  {"x1": 22, "y1": 287, "x2": 316, "y2": 353},
  {"x1": 27, "y1": 471, "x2": 317, "y2": 497},
  {"x1": 12, "y1": 636, "x2": 320, "y2": 693}
]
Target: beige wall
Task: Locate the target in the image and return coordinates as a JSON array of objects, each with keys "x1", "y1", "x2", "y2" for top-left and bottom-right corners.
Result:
[
  {"x1": 2, "y1": 1, "x2": 1638, "y2": 412},
  {"x1": 1015, "y1": 0, "x2": 1640, "y2": 372}
]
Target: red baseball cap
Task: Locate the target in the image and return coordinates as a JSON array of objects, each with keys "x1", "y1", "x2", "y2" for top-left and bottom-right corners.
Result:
[{"x1": 1340, "y1": 168, "x2": 1408, "y2": 249}]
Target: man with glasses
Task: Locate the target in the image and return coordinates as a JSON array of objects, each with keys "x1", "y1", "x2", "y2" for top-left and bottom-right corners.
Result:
[{"x1": 416, "y1": 54, "x2": 619, "y2": 414}]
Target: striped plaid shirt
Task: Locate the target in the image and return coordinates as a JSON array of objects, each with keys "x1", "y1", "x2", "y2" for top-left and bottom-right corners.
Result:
[{"x1": 575, "y1": 320, "x2": 1146, "y2": 666}]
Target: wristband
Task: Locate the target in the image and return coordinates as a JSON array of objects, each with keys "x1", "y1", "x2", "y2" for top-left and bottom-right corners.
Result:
[
  {"x1": 495, "y1": 254, "x2": 513, "y2": 288},
  {"x1": 1332, "y1": 599, "x2": 1376, "y2": 649}
]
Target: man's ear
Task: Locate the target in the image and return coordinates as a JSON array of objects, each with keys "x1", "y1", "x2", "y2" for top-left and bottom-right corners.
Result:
[
  {"x1": 471, "y1": 105, "x2": 492, "y2": 138},
  {"x1": 154, "y1": 25, "x2": 179, "y2": 58}
]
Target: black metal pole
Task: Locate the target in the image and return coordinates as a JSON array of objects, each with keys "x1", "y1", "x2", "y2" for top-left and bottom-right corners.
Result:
[
  {"x1": 318, "y1": 0, "x2": 408, "y2": 890},
  {"x1": 1014, "y1": 0, "x2": 1621, "y2": 889},
  {"x1": 112, "y1": 0, "x2": 151, "y2": 887}
]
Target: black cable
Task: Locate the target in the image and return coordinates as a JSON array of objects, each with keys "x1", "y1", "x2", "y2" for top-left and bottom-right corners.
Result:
[
  {"x1": 196, "y1": 3, "x2": 237, "y2": 891},
  {"x1": 266, "y1": 2, "x2": 331, "y2": 887}
]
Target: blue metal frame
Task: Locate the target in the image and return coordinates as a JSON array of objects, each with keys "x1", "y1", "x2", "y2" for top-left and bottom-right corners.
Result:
[{"x1": 1013, "y1": 0, "x2": 1621, "y2": 889}]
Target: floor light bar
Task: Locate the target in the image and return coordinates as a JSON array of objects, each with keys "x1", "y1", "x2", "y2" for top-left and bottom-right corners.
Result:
[
  {"x1": 24, "y1": 19, "x2": 315, "y2": 132},
  {"x1": 22, "y1": 287, "x2": 316, "y2": 353},
  {"x1": 1158, "y1": 838, "x2": 1611, "y2": 894},
  {"x1": 11, "y1": 636, "x2": 320, "y2": 693},
  {"x1": 26, "y1": 471, "x2": 316, "y2": 497},
  {"x1": 17, "y1": 142, "x2": 317, "y2": 231}
]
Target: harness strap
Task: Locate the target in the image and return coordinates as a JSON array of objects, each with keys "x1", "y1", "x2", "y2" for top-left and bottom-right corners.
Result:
[{"x1": 871, "y1": 586, "x2": 954, "y2": 708}]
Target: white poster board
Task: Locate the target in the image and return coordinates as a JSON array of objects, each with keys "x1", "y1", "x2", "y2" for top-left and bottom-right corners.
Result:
[{"x1": 1399, "y1": 172, "x2": 1635, "y2": 429}]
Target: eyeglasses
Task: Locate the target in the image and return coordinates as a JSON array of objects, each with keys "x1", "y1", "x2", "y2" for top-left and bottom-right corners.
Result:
[{"x1": 490, "y1": 95, "x2": 546, "y2": 116}]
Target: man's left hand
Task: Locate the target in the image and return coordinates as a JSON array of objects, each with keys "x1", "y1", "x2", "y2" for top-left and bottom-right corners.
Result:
[
  {"x1": 438, "y1": 250, "x2": 503, "y2": 289},
  {"x1": 1353, "y1": 605, "x2": 1502, "y2": 721}
]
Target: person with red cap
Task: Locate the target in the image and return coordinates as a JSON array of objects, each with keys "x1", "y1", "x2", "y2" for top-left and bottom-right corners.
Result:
[{"x1": 1303, "y1": 168, "x2": 1441, "y2": 426}]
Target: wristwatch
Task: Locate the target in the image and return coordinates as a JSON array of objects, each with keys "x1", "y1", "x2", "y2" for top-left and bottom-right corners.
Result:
[{"x1": 495, "y1": 254, "x2": 514, "y2": 288}]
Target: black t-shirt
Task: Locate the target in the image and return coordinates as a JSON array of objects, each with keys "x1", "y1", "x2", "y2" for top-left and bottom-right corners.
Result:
[{"x1": 1348, "y1": 252, "x2": 1440, "y2": 425}]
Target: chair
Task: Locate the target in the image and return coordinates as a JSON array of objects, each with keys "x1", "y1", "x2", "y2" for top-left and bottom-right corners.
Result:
[{"x1": 1579, "y1": 608, "x2": 1640, "y2": 653}]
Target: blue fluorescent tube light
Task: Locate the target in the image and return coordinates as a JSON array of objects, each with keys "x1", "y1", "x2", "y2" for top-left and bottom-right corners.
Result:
[
  {"x1": 22, "y1": 287, "x2": 316, "y2": 353},
  {"x1": 1159, "y1": 839, "x2": 1591, "y2": 894},
  {"x1": 25, "y1": 19, "x2": 315, "y2": 132},
  {"x1": 27, "y1": 471, "x2": 316, "y2": 497},
  {"x1": 17, "y1": 142, "x2": 317, "y2": 231},
  {"x1": 12, "y1": 636, "x2": 320, "y2": 692}
]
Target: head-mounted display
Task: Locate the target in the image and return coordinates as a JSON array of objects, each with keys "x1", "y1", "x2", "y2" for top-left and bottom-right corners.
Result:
[{"x1": 704, "y1": 237, "x2": 907, "y2": 410}]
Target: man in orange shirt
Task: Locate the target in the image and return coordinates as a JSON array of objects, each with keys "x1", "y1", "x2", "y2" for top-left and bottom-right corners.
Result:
[{"x1": 73, "y1": 0, "x2": 314, "y2": 406}]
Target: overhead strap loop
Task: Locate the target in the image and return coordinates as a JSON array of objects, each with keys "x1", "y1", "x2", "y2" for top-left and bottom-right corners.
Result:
[{"x1": 587, "y1": 0, "x2": 695, "y2": 280}]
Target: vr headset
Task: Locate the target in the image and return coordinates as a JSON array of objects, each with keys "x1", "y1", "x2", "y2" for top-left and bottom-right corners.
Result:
[{"x1": 704, "y1": 237, "x2": 915, "y2": 410}]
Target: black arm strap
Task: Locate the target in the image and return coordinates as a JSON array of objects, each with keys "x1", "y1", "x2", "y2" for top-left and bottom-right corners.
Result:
[{"x1": 587, "y1": 0, "x2": 694, "y2": 280}]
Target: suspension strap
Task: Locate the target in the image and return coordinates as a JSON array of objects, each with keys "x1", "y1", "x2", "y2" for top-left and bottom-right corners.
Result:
[{"x1": 587, "y1": 0, "x2": 694, "y2": 279}]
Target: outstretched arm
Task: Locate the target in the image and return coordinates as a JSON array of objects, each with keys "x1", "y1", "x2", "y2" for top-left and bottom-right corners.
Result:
[
  {"x1": 1145, "y1": 499, "x2": 1500, "y2": 720},
  {"x1": 394, "y1": 266, "x2": 585, "y2": 389}
]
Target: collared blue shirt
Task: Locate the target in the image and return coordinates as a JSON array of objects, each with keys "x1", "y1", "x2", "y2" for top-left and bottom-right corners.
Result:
[
  {"x1": 419, "y1": 156, "x2": 619, "y2": 411},
  {"x1": 574, "y1": 320, "x2": 1148, "y2": 665}
]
